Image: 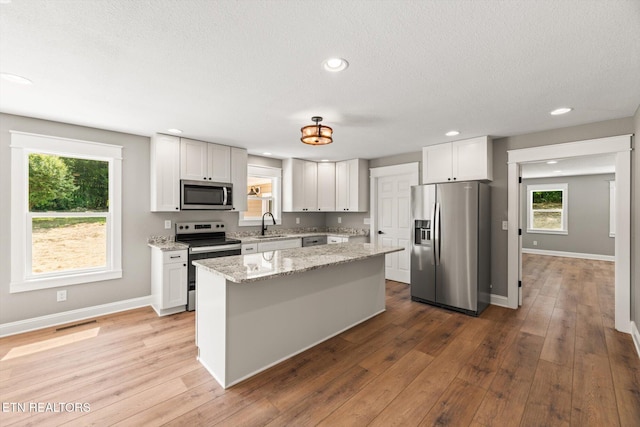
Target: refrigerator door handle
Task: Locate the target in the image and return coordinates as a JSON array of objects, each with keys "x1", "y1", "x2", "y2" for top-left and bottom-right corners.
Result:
[
  {"x1": 434, "y1": 202, "x2": 440, "y2": 265},
  {"x1": 430, "y1": 205, "x2": 436, "y2": 265}
]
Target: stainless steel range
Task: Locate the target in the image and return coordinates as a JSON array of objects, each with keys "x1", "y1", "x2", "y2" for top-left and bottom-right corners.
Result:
[{"x1": 175, "y1": 221, "x2": 242, "y2": 311}]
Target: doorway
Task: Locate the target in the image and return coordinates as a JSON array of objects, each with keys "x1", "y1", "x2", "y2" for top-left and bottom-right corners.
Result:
[
  {"x1": 370, "y1": 162, "x2": 420, "y2": 283},
  {"x1": 507, "y1": 134, "x2": 631, "y2": 333}
]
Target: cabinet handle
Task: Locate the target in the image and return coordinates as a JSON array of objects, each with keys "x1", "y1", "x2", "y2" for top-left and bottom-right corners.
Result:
[
  {"x1": 183, "y1": 264, "x2": 186, "y2": 267},
  {"x1": 448, "y1": 178, "x2": 451, "y2": 181},
  {"x1": 175, "y1": 207, "x2": 179, "y2": 210},
  {"x1": 170, "y1": 255, "x2": 181, "y2": 259},
  {"x1": 204, "y1": 177, "x2": 207, "y2": 180},
  {"x1": 453, "y1": 177, "x2": 457, "y2": 180}
]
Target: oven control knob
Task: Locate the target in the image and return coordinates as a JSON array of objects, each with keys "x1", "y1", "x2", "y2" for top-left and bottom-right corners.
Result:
[
  {"x1": 178, "y1": 226, "x2": 183, "y2": 230},
  {"x1": 185, "y1": 225, "x2": 189, "y2": 229}
]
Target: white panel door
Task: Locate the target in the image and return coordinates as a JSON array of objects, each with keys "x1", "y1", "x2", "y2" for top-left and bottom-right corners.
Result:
[{"x1": 377, "y1": 174, "x2": 412, "y2": 283}]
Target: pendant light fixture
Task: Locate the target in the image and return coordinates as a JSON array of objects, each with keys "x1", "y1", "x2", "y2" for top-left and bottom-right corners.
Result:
[{"x1": 301, "y1": 116, "x2": 333, "y2": 145}]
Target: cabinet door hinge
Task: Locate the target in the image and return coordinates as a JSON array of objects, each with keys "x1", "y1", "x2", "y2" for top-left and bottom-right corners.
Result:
[
  {"x1": 518, "y1": 228, "x2": 522, "y2": 236},
  {"x1": 519, "y1": 176, "x2": 522, "y2": 184},
  {"x1": 518, "y1": 280, "x2": 522, "y2": 288}
]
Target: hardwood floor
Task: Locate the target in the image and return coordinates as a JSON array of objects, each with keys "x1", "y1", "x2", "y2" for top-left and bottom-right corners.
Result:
[{"x1": 1, "y1": 254, "x2": 638, "y2": 426}]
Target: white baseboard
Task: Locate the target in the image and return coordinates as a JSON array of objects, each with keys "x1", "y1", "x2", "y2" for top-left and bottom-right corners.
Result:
[
  {"x1": 490, "y1": 294, "x2": 510, "y2": 308},
  {"x1": 522, "y1": 248, "x2": 615, "y2": 262},
  {"x1": 631, "y1": 321, "x2": 640, "y2": 360},
  {"x1": 0, "y1": 296, "x2": 153, "y2": 338}
]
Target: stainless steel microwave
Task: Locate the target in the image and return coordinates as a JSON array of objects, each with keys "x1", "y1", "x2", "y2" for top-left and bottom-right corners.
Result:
[{"x1": 180, "y1": 180, "x2": 233, "y2": 210}]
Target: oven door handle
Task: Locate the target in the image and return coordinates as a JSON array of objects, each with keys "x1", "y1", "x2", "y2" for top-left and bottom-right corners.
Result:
[{"x1": 189, "y1": 244, "x2": 242, "y2": 253}]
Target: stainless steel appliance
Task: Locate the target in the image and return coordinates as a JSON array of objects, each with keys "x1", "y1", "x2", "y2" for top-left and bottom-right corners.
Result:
[
  {"x1": 302, "y1": 235, "x2": 327, "y2": 247},
  {"x1": 180, "y1": 180, "x2": 233, "y2": 210},
  {"x1": 410, "y1": 182, "x2": 491, "y2": 316},
  {"x1": 175, "y1": 221, "x2": 241, "y2": 310}
]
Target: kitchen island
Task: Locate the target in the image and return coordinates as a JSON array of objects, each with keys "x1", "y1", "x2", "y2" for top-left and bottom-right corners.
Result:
[{"x1": 193, "y1": 242, "x2": 403, "y2": 389}]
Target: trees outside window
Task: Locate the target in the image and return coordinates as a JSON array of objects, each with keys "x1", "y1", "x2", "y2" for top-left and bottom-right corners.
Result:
[{"x1": 527, "y1": 183, "x2": 568, "y2": 234}]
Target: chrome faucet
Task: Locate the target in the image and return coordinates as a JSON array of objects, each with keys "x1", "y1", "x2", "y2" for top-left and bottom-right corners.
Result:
[{"x1": 261, "y1": 212, "x2": 276, "y2": 236}]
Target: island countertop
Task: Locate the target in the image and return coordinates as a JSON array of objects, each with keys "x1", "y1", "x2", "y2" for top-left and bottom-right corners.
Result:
[{"x1": 193, "y1": 242, "x2": 403, "y2": 283}]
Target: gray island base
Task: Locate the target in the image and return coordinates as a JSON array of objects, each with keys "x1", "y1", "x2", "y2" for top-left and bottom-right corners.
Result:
[{"x1": 193, "y1": 242, "x2": 404, "y2": 389}]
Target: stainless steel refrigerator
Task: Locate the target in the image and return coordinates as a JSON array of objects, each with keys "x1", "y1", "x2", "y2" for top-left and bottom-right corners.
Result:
[{"x1": 410, "y1": 182, "x2": 491, "y2": 316}]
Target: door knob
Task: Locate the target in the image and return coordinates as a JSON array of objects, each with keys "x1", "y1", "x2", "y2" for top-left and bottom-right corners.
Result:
[{"x1": 378, "y1": 230, "x2": 385, "y2": 234}]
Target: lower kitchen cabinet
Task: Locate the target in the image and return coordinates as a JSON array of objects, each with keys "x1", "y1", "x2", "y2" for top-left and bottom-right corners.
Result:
[
  {"x1": 257, "y1": 238, "x2": 302, "y2": 252},
  {"x1": 151, "y1": 247, "x2": 188, "y2": 316},
  {"x1": 328, "y1": 235, "x2": 368, "y2": 244}
]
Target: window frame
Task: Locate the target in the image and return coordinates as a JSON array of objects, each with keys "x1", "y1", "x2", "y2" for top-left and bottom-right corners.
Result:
[
  {"x1": 10, "y1": 131, "x2": 122, "y2": 293},
  {"x1": 238, "y1": 165, "x2": 282, "y2": 227},
  {"x1": 526, "y1": 183, "x2": 568, "y2": 235}
]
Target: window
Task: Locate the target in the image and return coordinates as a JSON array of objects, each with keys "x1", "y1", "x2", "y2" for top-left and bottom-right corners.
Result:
[
  {"x1": 238, "y1": 165, "x2": 282, "y2": 226},
  {"x1": 527, "y1": 183, "x2": 568, "y2": 234},
  {"x1": 11, "y1": 132, "x2": 122, "y2": 292}
]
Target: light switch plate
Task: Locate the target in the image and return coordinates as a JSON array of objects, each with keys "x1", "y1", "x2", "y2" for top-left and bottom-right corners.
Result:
[
  {"x1": 164, "y1": 220, "x2": 171, "y2": 229},
  {"x1": 363, "y1": 218, "x2": 371, "y2": 225},
  {"x1": 296, "y1": 217, "x2": 300, "y2": 224},
  {"x1": 338, "y1": 217, "x2": 342, "y2": 224},
  {"x1": 502, "y1": 220, "x2": 508, "y2": 231}
]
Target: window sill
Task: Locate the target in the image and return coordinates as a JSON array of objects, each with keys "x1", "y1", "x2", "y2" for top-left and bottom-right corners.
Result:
[
  {"x1": 526, "y1": 229, "x2": 568, "y2": 236},
  {"x1": 10, "y1": 270, "x2": 123, "y2": 293}
]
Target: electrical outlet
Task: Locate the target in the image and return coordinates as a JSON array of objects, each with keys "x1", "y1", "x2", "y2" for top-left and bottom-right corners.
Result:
[
  {"x1": 296, "y1": 217, "x2": 300, "y2": 224},
  {"x1": 337, "y1": 217, "x2": 342, "y2": 224},
  {"x1": 502, "y1": 221, "x2": 508, "y2": 231},
  {"x1": 164, "y1": 220, "x2": 171, "y2": 229},
  {"x1": 57, "y1": 290, "x2": 67, "y2": 302},
  {"x1": 363, "y1": 218, "x2": 371, "y2": 225},
  {"x1": 533, "y1": 240, "x2": 538, "y2": 246}
]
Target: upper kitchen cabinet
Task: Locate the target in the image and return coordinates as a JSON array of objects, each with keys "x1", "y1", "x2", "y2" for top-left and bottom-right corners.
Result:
[
  {"x1": 230, "y1": 147, "x2": 248, "y2": 212},
  {"x1": 335, "y1": 159, "x2": 369, "y2": 211},
  {"x1": 180, "y1": 138, "x2": 231, "y2": 182},
  {"x1": 317, "y1": 162, "x2": 336, "y2": 211},
  {"x1": 422, "y1": 136, "x2": 492, "y2": 184},
  {"x1": 283, "y1": 158, "x2": 318, "y2": 211},
  {"x1": 150, "y1": 134, "x2": 181, "y2": 212}
]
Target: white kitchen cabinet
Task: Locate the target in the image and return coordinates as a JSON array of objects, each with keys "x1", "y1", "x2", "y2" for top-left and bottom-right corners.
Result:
[
  {"x1": 257, "y1": 238, "x2": 302, "y2": 252},
  {"x1": 230, "y1": 147, "x2": 248, "y2": 212},
  {"x1": 241, "y1": 243, "x2": 258, "y2": 254},
  {"x1": 328, "y1": 235, "x2": 368, "y2": 244},
  {"x1": 283, "y1": 158, "x2": 318, "y2": 211},
  {"x1": 328, "y1": 236, "x2": 347, "y2": 244},
  {"x1": 180, "y1": 138, "x2": 231, "y2": 183},
  {"x1": 422, "y1": 136, "x2": 492, "y2": 184},
  {"x1": 317, "y1": 162, "x2": 336, "y2": 211},
  {"x1": 335, "y1": 159, "x2": 369, "y2": 212},
  {"x1": 151, "y1": 248, "x2": 188, "y2": 316},
  {"x1": 150, "y1": 134, "x2": 181, "y2": 212}
]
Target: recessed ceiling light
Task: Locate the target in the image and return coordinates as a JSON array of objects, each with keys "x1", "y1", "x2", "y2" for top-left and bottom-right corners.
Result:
[
  {"x1": 323, "y1": 58, "x2": 349, "y2": 72},
  {"x1": 550, "y1": 107, "x2": 572, "y2": 115},
  {"x1": 0, "y1": 72, "x2": 33, "y2": 85},
  {"x1": 445, "y1": 130, "x2": 460, "y2": 137},
  {"x1": 262, "y1": 152, "x2": 272, "y2": 156},
  {"x1": 167, "y1": 128, "x2": 183, "y2": 134},
  {"x1": 546, "y1": 160, "x2": 558, "y2": 164}
]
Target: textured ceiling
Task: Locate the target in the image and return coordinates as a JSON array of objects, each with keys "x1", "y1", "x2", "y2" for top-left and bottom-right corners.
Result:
[{"x1": 1, "y1": 0, "x2": 639, "y2": 161}]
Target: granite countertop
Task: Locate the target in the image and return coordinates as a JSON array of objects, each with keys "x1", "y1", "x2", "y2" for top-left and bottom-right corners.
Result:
[
  {"x1": 147, "y1": 236, "x2": 189, "y2": 251},
  {"x1": 193, "y1": 242, "x2": 403, "y2": 284}
]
